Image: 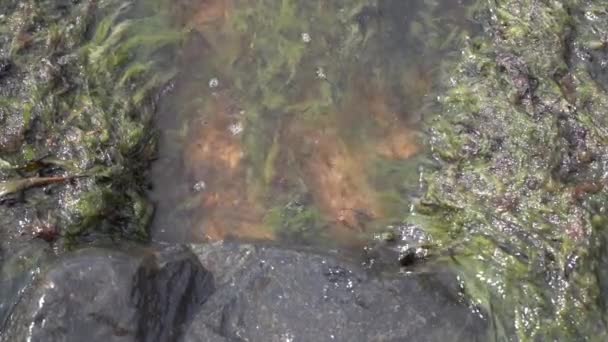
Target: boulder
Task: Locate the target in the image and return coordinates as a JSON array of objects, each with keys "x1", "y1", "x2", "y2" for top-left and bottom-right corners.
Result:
[
  {"x1": 186, "y1": 242, "x2": 488, "y2": 342},
  {"x1": 1, "y1": 244, "x2": 214, "y2": 342},
  {"x1": 1, "y1": 241, "x2": 488, "y2": 341}
]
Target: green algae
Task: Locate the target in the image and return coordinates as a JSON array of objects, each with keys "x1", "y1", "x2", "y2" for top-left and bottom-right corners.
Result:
[
  {"x1": 0, "y1": 0, "x2": 182, "y2": 247},
  {"x1": 411, "y1": 0, "x2": 608, "y2": 339},
  {"x1": 264, "y1": 198, "x2": 325, "y2": 242}
]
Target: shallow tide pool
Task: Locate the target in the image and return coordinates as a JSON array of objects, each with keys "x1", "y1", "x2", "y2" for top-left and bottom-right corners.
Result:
[{"x1": 148, "y1": 0, "x2": 472, "y2": 250}]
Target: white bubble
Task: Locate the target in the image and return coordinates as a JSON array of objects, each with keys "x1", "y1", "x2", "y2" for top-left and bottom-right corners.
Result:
[
  {"x1": 316, "y1": 67, "x2": 326, "y2": 79},
  {"x1": 228, "y1": 122, "x2": 244, "y2": 135},
  {"x1": 281, "y1": 333, "x2": 294, "y2": 342},
  {"x1": 209, "y1": 77, "x2": 219, "y2": 88},
  {"x1": 301, "y1": 32, "x2": 311, "y2": 43},
  {"x1": 193, "y1": 181, "x2": 206, "y2": 192}
]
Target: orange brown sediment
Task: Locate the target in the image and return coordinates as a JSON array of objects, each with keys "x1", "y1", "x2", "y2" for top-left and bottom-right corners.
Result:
[
  {"x1": 375, "y1": 129, "x2": 419, "y2": 160},
  {"x1": 181, "y1": 90, "x2": 420, "y2": 244},
  {"x1": 287, "y1": 123, "x2": 382, "y2": 238},
  {"x1": 183, "y1": 118, "x2": 243, "y2": 176},
  {"x1": 173, "y1": 0, "x2": 232, "y2": 29},
  {"x1": 183, "y1": 91, "x2": 246, "y2": 173},
  {"x1": 368, "y1": 92, "x2": 419, "y2": 159},
  {"x1": 183, "y1": 92, "x2": 273, "y2": 242},
  {"x1": 199, "y1": 189, "x2": 272, "y2": 241},
  {"x1": 191, "y1": 0, "x2": 232, "y2": 28},
  {"x1": 274, "y1": 77, "x2": 421, "y2": 241},
  {"x1": 181, "y1": 71, "x2": 421, "y2": 244},
  {"x1": 365, "y1": 83, "x2": 421, "y2": 160}
]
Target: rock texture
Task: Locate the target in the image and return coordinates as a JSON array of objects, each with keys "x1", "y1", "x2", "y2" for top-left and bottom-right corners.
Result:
[
  {"x1": 1, "y1": 245, "x2": 213, "y2": 342},
  {"x1": 186, "y1": 242, "x2": 487, "y2": 342}
]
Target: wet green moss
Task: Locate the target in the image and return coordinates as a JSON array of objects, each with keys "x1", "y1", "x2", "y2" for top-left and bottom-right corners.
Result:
[
  {"x1": 414, "y1": 0, "x2": 608, "y2": 339},
  {"x1": 264, "y1": 198, "x2": 326, "y2": 242},
  {"x1": 0, "y1": 0, "x2": 181, "y2": 246}
]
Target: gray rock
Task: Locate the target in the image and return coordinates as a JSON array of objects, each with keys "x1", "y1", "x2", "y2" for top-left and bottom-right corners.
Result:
[
  {"x1": 0, "y1": 241, "x2": 488, "y2": 342},
  {"x1": 186, "y1": 242, "x2": 488, "y2": 342},
  {"x1": 1, "y1": 244, "x2": 214, "y2": 342},
  {"x1": 0, "y1": 239, "x2": 55, "y2": 328}
]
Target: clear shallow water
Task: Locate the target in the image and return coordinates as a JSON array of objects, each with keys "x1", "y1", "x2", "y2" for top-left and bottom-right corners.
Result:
[{"x1": 148, "y1": 0, "x2": 472, "y2": 249}]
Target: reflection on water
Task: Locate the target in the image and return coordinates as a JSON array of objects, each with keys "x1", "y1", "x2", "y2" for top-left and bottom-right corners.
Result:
[{"x1": 149, "y1": 0, "x2": 471, "y2": 247}]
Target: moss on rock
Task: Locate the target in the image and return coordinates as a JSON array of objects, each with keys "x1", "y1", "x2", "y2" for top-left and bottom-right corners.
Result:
[
  {"x1": 0, "y1": 0, "x2": 181, "y2": 248},
  {"x1": 415, "y1": 0, "x2": 608, "y2": 339}
]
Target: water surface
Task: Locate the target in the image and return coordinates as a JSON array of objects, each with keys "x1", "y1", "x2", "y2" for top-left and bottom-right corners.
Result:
[{"x1": 149, "y1": 0, "x2": 472, "y2": 251}]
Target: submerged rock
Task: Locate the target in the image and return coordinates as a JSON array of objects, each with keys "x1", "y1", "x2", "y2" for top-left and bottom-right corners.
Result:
[
  {"x1": 1, "y1": 244, "x2": 213, "y2": 342},
  {"x1": 186, "y1": 242, "x2": 488, "y2": 342}
]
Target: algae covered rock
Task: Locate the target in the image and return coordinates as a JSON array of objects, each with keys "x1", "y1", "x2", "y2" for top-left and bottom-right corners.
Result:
[
  {"x1": 0, "y1": 1, "x2": 188, "y2": 339},
  {"x1": 415, "y1": 0, "x2": 608, "y2": 339},
  {"x1": 0, "y1": 0, "x2": 182, "y2": 247}
]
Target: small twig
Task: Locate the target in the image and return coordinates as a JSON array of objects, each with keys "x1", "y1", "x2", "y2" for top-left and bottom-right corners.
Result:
[{"x1": 0, "y1": 175, "x2": 85, "y2": 199}]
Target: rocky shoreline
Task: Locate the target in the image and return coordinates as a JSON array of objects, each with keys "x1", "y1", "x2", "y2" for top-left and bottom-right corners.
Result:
[{"x1": 1, "y1": 0, "x2": 608, "y2": 340}]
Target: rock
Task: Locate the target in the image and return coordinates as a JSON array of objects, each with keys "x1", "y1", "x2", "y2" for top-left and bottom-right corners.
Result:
[
  {"x1": 0, "y1": 58, "x2": 12, "y2": 79},
  {"x1": 1, "y1": 244, "x2": 214, "y2": 342},
  {"x1": 0, "y1": 241, "x2": 487, "y2": 342},
  {"x1": 0, "y1": 239, "x2": 55, "y2": 329},
  {"x1": 364, "y1": 224, "x2": 433, "y2": 270},
  {"x1": 186, "y1": 242, "x2": 488, "y2": 342}
]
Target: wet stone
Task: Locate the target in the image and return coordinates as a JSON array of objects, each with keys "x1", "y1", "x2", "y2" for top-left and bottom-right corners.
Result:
[
  {"x1": 363, "y1": 224, "x2": 432, "y2": 269},
  {"x1": 186, "y1": 242, "x2": 488, "y2": 342},
  {"x1": 1, "y1": 244, "x2": 214, "y2": 342},
  {"x1": 586, "y1": 45, "x2": 608, "y2": 91},
  {"x1": 0, "y1": 109, "x2": 25, "y2": 153},
  {"x1": 0, "y1": 58, "x2": 12, "y2": 78}
]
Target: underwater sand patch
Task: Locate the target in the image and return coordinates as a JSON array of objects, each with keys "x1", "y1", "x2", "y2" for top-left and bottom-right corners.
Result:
[
  {"x1": 178, "y1": 23, "x2": 422, "y2": 243},
  {"x1": 182, "y1": 86, "x2": 421, "y2": 244},
  {"x1": 287, "y1": 125, "x2": 381, "y2": 237},
  {"x1": 183, "y1": 92, "x2": 271, "y2": 242},
  {"x1": 191, "y1": 0, "x2": 232, "y2": 28},
  {"x1": 357, "y1": 80, "x2": 421, "y2": 160},
  {"x1": 173, "y1": 0, "x2": 232, "y2": 29}
]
